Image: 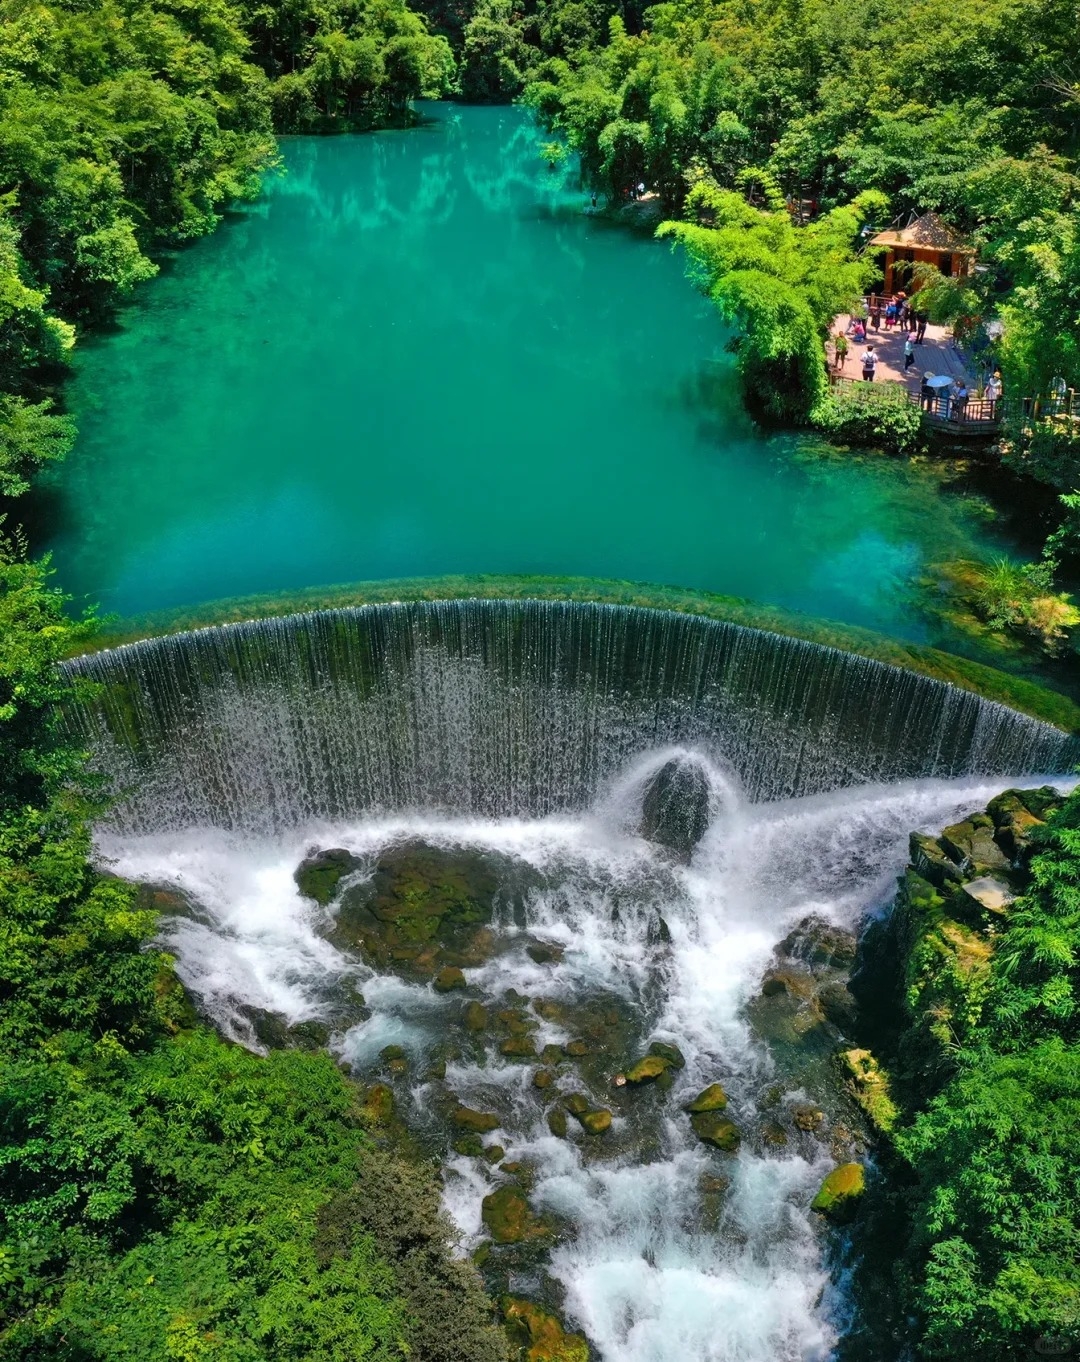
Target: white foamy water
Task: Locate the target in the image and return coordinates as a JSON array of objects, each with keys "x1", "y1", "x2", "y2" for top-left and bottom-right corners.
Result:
[{"x1": 94, "y1": 758, "x2": 1066, "y2": 1362}]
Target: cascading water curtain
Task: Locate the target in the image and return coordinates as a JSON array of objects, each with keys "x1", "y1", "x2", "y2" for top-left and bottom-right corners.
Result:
[{"x1": 62, "y1": 600, "x2": 1079, "y2": 835}]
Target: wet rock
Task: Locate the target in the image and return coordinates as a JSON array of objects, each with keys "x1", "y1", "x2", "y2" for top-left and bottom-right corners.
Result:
[
  {"x1": 646, "y1": 912, "x2": 673, "y2": 946},
  {"x1": 481, "y1": 1186, "x2": 545, "y2": 1243},
  {"x1": 686, "y1": 1083, "x2": 728, "y2": 1113},
  {"x1": 527, "y1": 941, "x2": 564, "y2": 965},
  {"x1": 699, "y1": 1173, "x2": 730, "y2": 1195},
  {"x1": 433, "y1": 965, "x2": 466, "y2": 992},
  {"x1": 640, "y1": 757, "x2": 712, "y2": 861},
  {"x1": 761, "y1": 967, "x2": 815, "y2": 1000},
  {"x1": 625, "y1": 1054, "x2": 668, "y2": 1084},
  {"x1": 463, "y1": 1001, "x2": 489, "y2": 1032},
  {"x1": 792, "y1": 1104, "x2": 825, "y2": 1133},
  {"x1": 689, "y1": 1110, "x2": 741, "y2": 1151},
  {"x1": 295, "y1": 848, "x2": 361, "y2": 905},
  {"x1": 540, "y1": 1043, "x2": 566, "y2": 1066},
  {"x1": 811, "y1": 1162, "x2": 866, "y2": 1221},
  {"x1": 500, "y1": 1035, "x2": 538, "y2": 1060},
  {"x1": 576, "y1": 1108, "x2": 613, "y2": 1135},
  {"x1": 236, "y1": 1006, "x2": 330, "y2": 1053},
  {"x1": 908, "y1": 833, "x2": 964, "y2": 889},
  {"x1": 362, "y1": 1083, "x2": 394, "y2": 1125},
  {"x1": 940, "y1": 815, "x2": 1010, "y2": 875},
  {"x1": 453, "y1": 1133, "x2": 485, "y2": 1157},
  {"x1": 483, "y1": 1144, "x2": 505, "y2": 1164},
  {"x1": 425, "y1": 1058, "x2": 447, "y2": 1081},
  {"x1": 562, "y1": 1093, "x2": 590, "y2": 1116},
  {"x1": 546, "y1": 1107, "x2": 568, "y2": 1138},
  {"x1": 503, "y1": 1297, "x2": 590, "y2": 1362},
  {"x1": 533, "y1": 1068, "x2": 555, "y2": 1090},
  {"x1": 817, "y1": 981, "x2": 858, "y2": 1033},
  {"x1": 762, "y1": 1123, "x2": 788, "y2": 1147},
  {"x1": 380, "y1": 1044, "x2": 409, "y2": 1075},
  {"x1": 648, "y1": 1041, "x2": 685, "y2": 1069},
  {"x1": 451, "y1": 1106, "x2": 500, "y2": 1133},
  {"x1": 331, "y1": 840, "x2": 498, "y2": 971},
  {"x1": 563, "y1": 1038, "x2": 589, "y2": 1058},
  {"x1": 779, "y1": 915, "x2": 857, "y2": 968}
]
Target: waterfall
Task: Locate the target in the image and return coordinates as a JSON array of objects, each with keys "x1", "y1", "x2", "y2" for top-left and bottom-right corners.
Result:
[{"x1": 63, "y1": 599, "x2": 1077, "y2": 835}]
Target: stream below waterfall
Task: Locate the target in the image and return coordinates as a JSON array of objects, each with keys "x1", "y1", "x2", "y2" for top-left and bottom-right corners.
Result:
[{"x1": 94, "y1": 757, "x2": 1058, "y2": 1362}]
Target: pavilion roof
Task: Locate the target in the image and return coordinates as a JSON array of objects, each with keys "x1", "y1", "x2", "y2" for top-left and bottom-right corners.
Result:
[{"x1": 869, "y1": 212, "x2": 975, "y2": 254}]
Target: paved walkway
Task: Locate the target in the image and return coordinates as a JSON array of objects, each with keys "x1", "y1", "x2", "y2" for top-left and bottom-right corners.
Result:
[{"x1": 831, "y1": 313, "x2": 973, "y2": 394}]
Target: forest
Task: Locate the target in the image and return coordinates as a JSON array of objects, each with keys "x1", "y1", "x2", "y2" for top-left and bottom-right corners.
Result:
[{"x1": 1, "y1": 0, "x2": 1079, "y2": 1358}]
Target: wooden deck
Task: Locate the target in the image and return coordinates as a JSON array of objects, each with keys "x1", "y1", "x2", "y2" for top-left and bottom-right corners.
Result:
[{"x1": 832, "y1": 310, "x2": 973, "y2": 394}]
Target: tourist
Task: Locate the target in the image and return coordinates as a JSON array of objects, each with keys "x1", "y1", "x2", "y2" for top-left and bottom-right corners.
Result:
[
  {"x1": 986, "y1": 369, "x2": 1002, "y2": 414},
  {"x1": 862, "y1": 345, "x2": 878, "y2": 381},
  {"x1": 884, "y1": 300, "x2": 897, "y2": 329},
  {"x1": 951, "y1": 380, "x2": 969, "y2": 420},
  {"x1": 920, "y1": 373, "x2": 933, "y2": 409},
  {"x1": 904, "y1": 337, "x2": 915, "y2": 371},
  {"x1": 834, "y1": 332, "x2": 849, "y2": 369},
  {"x1": 852, "y1": 317, "x2": 866, "y2": 343},
  {"x1": 915, "y1": 313, "x2": 927, "y2": 343},
  {"x1": 870, "y1": 299, "x2": 882, "y2": 330}
]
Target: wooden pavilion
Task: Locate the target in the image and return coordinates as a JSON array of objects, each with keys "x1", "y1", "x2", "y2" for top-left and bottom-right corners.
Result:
[{"x1": 868, "y1": 212, "x2": 975, "y2": 295}]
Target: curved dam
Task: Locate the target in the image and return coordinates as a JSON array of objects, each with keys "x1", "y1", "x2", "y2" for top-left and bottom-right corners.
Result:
[
  {"x1": 62, "y1": 599, "x2": 1076, "y2": 836},
  {"x1": 63, "y1": 598, "x2": 1076, "y2": 1362}
]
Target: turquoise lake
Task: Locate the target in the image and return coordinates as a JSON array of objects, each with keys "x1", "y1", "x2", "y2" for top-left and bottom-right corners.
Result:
[{"x1": 43, "y1": 104, "x2": 1014, "y2": 633}]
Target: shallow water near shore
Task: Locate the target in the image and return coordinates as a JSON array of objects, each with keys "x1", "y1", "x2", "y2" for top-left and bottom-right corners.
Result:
[
  {"x1": 96, "y1": 763, "x2": 1058, "y2": 1362},
  {"x1": 42, "y1": 104, "x2": 1021, "y2": 640}
]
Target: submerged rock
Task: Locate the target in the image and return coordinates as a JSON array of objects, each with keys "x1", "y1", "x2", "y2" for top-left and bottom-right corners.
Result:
[
  {"x1": 811, "y1": 1162, "x2": 866, "y2": 1220},
  {"x1": 686, "y1": 1083, "x2": 728, "y2": 1113},
  {"x1": 639, "y1": 757, "x2": 712, "y2": 860},
  {"x1": 452, "y1": 1106, "x2": 501, "y2": 1133},
  {"x1": 817, "y1": 980, "x2": 858, "y2": 1032},
  {"x1": 463, "y1": 1001, "x2": 489, "y2": 1032},
  {"x1": 689, "y1": 1110, "x2": 741, "y2": 1151},
  {"x1": 433, "y1": 965, "x2": 466, "y2": 992},
  {"x1": 500, "y1": 1035, "x2": 538, "y2": 1059},
  {"x1": 481, "y1": 1186, "x2": 546, "y2": 1243},
  {"x1": 502, "y1": 1297, "x2": 590, "y2": 1362},
  {"x1": 779, "y1": 915, "x2": 857, "y2": 969},
  {"x1": 527, "y1": 941, "x2": 564, "y2": 965},
  {"x1": 295, "y1": 848, "x2": 361, "y2": 905}
]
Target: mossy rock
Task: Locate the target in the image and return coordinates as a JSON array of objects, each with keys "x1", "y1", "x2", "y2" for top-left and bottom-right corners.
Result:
[
  {"x1": 547, "y1": 1107, "x2": 568, "y2": 1138},
  {"x1": 331, "y1": 840, "x2": 499, "y2": 968},
  {"x1": 361, "y1": 1083, "x2": 395, "y2": 1126},
  {"x1": 689, "y1": 1110, "x2": 740, "y2": 1151},
  {"x1": 295, "y1": 848, "x2": 361, "y2": 905},
  {"x1": 463, "y1": 1001, "x2": 489, "y2": 1032},
  {"x1": 503, "y1": 1297, "x2": 590, "y2": 1362},
  {"x1": 577, "y1": 1108, "x2": 612, "y2": 1134},
  {"x1": 563, "y1": 1038, "x2": 589, "y2": 1057},
  {"x1": 533, "y1": 1068, "x2": 555, "y2": 1090},
  {"x1": 625, "y1": 1054, "x2": 668, "y2": 1084},
  {"x1": 839, "y1": 1049, "x2": 898, "y2": 1134},
  {"x1": 433, "y1": 965, "x2": 466, "y2": 992},
  {"x1": 501, "y1": 1035, "x2": 538, "y2": 1059},
  {"x1": 940, "y1": 816, "x2": 1010, "y2": 875},
  {"x1": 686, "y1": 1083, "x2": 727, "y2": 1113},
  {"x1": 562, "y1": 1093, "x2": 590, "y2": 1116},
  {"x1": 527, "y1": 941, "x2": 564, "y2": 965},
  {"x1": 648, "y1": 1041, "x2": 685, "y2": 1069},
  {"x1": 453, "y1": 1133, "x2": 485, "y2": 1157},
  {"x1": 452, "y1": 1106, "x2": 501, "y2": 1133},
  {"x1": 483, "y1": 1144, "x2": 506, "y2": 1164},
  {"x1": 481, "y1": 1186, "x2": 546, "y2": 1244},
  {"x1": 811, "y1": 1162, "x2": 865, "y2": 1220}
]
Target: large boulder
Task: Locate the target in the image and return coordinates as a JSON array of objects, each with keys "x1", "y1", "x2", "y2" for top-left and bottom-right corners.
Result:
[
  {"x1": 939, "y1": 814, "x2": 1010, "y2": 876},
  {"x1": 503, "y1": 1298, "x2": 590, "y2": 1362},
  {"x1": 481, "y1": 1185, "x2": 546, "y2": 1243},
  {"x1": 331, "y1": 840, "x2": 499, "y2": 970},
  {"x1": 639, "y1": 758, "x2": 712, "y2": 860},
  {"x1": 686, "y1": 1083, "x2": 727, "y2": 1113},
  {"x1": 689, "y1": 1110, "x2": 741, "y2": 1151},
  {"x1": 295, "y1": 848, "x2": 361, "y2": 905},
  {"x1": 811, "y1": 1162, "x2": 865, "y2": 1221},
  {"x1": 779, "y1": 915, "x2": 857, "y2": 969}
]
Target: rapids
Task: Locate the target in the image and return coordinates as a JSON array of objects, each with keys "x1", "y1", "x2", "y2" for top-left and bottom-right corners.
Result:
[{"x1": 94, "y1": 760, "x2": 1064, "y2": 1362}]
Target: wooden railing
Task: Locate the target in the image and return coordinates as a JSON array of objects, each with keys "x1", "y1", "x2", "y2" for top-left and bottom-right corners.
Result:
[{"x1": 828, "y1": 375, "x2": 1005, "y2": 428}]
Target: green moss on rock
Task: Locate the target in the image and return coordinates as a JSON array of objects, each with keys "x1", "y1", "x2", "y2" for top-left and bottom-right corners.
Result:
[
  {"x1": 811, "y1": 1162, "x2": 866, "y2": 1220},
  {"x1": 481, "y1": 1185, "x2": 546, "y2": 1244},
  {"x1": 686, "y1": 1083, "x2": 728, "y2": 1113},
  {"x1": 503, "y1": 1296, "x2": 590, "y2": 1361},
  {"x1": 689, "y1": 1110, "x2": 741, "y2": 1151}
]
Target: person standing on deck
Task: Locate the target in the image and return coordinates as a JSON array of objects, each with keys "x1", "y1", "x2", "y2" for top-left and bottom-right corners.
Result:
[
  {"x1": 986, "y1": 370, "x2": 1002, "y2": 415},
  {"x1": 834, "y1": 332, "x2": 849, "y2": 369},
  {"x1": 904, "y1": 337, "x2": 915, "y2": 371},
  {"x1": 862, "y1": 345, "x2": 878, "y2": 381}
]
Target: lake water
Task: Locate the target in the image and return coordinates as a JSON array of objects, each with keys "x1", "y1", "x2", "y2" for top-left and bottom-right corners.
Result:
[{"x1": 45, "y1": 104, "x2": 1010, "y2": 633}]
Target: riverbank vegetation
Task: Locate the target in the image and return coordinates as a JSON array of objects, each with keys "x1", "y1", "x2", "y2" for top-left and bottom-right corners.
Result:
[
  {"x1": 0, "y1": 546, "x2": 507, "y2": 1359},
  {"x1": 852, "y1": 786, "x2": 1080, "y2": 1358}
]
